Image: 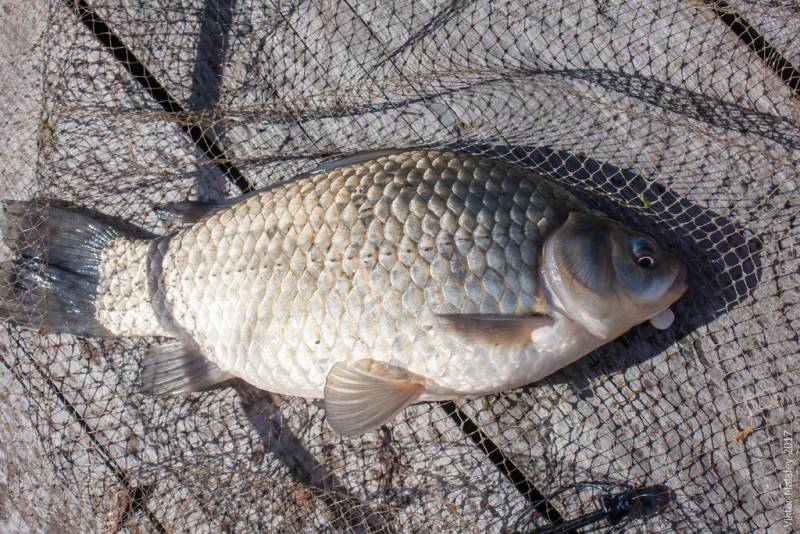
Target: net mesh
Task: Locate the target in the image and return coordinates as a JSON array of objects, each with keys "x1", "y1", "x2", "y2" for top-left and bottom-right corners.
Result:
[{"x1": 0, "y1": 0, "x2": 798, "y2": 532}]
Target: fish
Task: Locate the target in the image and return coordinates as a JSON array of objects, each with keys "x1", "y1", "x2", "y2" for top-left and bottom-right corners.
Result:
[{"x1": 0, "y1": 149, "x2": 687, "y2": 435}]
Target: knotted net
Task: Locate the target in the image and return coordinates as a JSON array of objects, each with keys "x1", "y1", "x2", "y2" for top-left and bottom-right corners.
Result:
[{"x1": 0, "y1": 1, "x2": 797, "y2": 531}]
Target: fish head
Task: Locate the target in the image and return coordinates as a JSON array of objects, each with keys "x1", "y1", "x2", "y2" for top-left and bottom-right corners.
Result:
[{"x1": 542, "y1": 211, "x2": 688, "y2": 340}]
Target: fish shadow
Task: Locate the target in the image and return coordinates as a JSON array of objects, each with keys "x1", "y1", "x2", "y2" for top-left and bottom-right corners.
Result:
[
  {"x1": 453, "y1": 143, "x2": 763, "y2": 386},
  {"x1": 234, "y1": 383, "x2": 394, "y2": 532},
  {"x1": 186, "y1": 0, "x2": 237, "y2": 201}
]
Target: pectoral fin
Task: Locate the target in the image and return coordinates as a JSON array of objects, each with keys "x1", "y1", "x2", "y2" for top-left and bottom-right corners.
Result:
[
  {"x1": 139, "y1": 341, "x2": 234, "y2": 395},
  {"x1": 323, "y1": 359, "x2": 426, "y2": 436},
  {"x1": 437, "y1": 313, "x2": 553, "y2": 348}
]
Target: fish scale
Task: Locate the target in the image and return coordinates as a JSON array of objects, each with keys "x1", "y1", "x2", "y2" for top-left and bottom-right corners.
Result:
[
  {"x1": 1, "y1": 150, "x2": 686, "y2": 434},
  {"x1": 138, "y1": 150, "x2": 580, "y2": 398}
]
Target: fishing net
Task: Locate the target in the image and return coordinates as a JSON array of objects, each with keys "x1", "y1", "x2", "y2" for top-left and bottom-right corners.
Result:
[{"x1": 1, "y1": 0, "x2": 797, "y2": 531}]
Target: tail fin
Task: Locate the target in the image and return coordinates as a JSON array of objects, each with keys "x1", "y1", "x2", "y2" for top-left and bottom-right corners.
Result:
[{"x1": 0, "y1": 200, "x2": 150, "y2": 337}]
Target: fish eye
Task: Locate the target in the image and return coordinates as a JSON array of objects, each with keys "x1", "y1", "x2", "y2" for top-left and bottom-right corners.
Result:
[
  {"x1": 637, "y1": 255, "x2": 655, "y2": 268},
  {"x1": 632, "y1": 237, "x2": 657, "y2": 269}
]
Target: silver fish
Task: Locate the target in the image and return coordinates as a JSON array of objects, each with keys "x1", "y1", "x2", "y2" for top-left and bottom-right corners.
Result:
[{"x1": 0, "y1": 150, "x2": 687, "y2": 435}]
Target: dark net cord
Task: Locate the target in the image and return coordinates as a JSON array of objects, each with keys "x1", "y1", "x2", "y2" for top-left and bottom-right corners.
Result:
[
  {"x1": 706, "y1": 1, "x2": 800, "y2": 95},
  {"x1": 0, "y1": 325, "x2": 168, "y2": 533},
  {"x1": 57, "y1": 1, "x2": 583, "y2": 529},
  {"x1": 64, "y1": 0, "x2": 255, "y2": 194},
  {"x1": 0, "y1": 0, "x2": 797, "y2": 531},
  {"x1": 58, "y1": 1, "x2": 587, "y2": 529}
]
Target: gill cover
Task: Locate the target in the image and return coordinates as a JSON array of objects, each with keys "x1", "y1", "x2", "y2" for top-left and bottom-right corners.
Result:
[{"x1": 543, "y1": 211, "x2": 686, "y2": 339}]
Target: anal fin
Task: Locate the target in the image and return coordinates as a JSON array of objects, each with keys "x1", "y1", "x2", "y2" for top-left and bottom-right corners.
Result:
[
  {"x1": 140, "y1": 341, "x2": 234, "y2": 395},
  {"x1": 324, "y1": 359, "x2": 426, "y2": 436}
]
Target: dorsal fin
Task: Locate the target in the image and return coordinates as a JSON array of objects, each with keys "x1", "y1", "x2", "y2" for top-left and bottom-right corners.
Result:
[
  {"x1": 153, "y1": 200, "x2": 233, "y2": 224},
  {"x1": 153, "y1": 150, "x2": 410, "y2": 225},
  {"x1": 307, "y1": 149, "x2": 408, "y2": 175}
]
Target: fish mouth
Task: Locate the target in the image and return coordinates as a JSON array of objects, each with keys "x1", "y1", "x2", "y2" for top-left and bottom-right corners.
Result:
[
  {"x1": 646, "y1": 265, "x2": 687, "y2": 330},
  {"x1": 669, "y1": 262, "x2": 688, "y2": 298}
]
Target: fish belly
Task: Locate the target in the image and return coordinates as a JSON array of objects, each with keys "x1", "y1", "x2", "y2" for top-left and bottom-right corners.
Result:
[{"x1": 158, "y1": 150, "x2": 584, "y2": 398}]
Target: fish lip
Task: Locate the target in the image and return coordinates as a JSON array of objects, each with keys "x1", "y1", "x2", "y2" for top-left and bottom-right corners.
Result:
[
  {"x1": 641, "y1": 261, "x2": 687, "y2": 326},
  {"x1": 670, "y1": 262, "x2": 688, "y2": 296}
]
